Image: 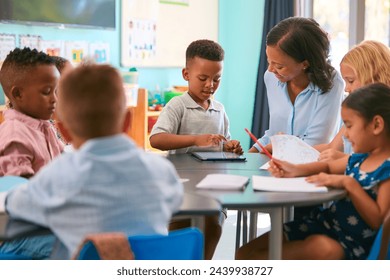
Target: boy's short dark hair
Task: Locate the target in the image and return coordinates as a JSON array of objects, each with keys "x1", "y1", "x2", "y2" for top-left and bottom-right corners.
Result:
[
  {"x1": 0, "y1": 47, "x2": 55, "y2": 96},
  {"x1": 52, "y1": 56, "x2": 70, "y2": 73},
  {"x1": 185, "y1": 39, "x2": 224, "y2": 65}
]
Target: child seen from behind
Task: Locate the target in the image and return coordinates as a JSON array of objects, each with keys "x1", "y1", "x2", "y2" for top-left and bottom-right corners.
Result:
[{"x1": 0, "y1": 64, "x2": 183, "y2": 259}]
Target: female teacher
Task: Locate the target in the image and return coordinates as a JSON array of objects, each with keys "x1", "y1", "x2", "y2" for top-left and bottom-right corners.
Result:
[{"x1": 249, "y1": 17, "x2": 344, "y2": 153}]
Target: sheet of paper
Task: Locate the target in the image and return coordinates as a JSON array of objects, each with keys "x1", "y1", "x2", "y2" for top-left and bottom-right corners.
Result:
[
  {"x1": 260, "y1": 135, "x2": 320, "y2": 170},
  {"x1": 252, "y1": 175, "x2": 328, "y2": 193},
  {"x1": 196, "y1": 174, "x2": 249, "y2": 190}
]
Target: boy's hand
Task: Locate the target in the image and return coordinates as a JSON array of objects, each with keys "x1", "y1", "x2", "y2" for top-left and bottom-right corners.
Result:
[
  {"x1": 268, "y1": 158, "x2": 299, "y2": 178},
  {"x1": 318, "y1": 148, "x2": 346, "y2": 162},
  {"x1": 223, "y1": 140, "x2": 243, "y2": 155},
  {"x1": 194, "y1": 134, "x2": 226, "y2": 147}
]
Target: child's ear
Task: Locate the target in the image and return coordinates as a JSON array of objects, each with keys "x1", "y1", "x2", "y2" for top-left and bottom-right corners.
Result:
[
  {"x1": 122, "y1": 109, "x2": 132, "y2": 133},
  {"x1": 56, "y1": 121, "x2": 73, "y2": 143},
  {"x1": 372, "y1": 115, "x2": 385, "y2": 135},
  {"x1": 302, "y1": 60, "x2": 310, "y2": 70},
  {"x1": 182, "y1": 68, "x2": 189, "y2": 81},
  {"x1": 11, "y1": 86, "x2": 22, "y2": 100}
]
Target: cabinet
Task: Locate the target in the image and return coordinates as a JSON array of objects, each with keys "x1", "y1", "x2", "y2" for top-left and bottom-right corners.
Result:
[{"x1": 127, "y1": 88, "x2": 162, "y2": 151}]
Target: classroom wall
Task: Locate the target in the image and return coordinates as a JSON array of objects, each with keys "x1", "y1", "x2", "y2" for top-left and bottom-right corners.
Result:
[
  {"x1": 0, "y1": 0, "x2": 265, "y2": 150},
  {"x1": 219, "y1": 0, "x2": 264, "y2": 150}
]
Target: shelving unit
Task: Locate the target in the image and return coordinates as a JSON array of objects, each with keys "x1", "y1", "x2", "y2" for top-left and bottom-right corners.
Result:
[{"x1": 127, "y1": 88, "x2": 162, "y2": 151}]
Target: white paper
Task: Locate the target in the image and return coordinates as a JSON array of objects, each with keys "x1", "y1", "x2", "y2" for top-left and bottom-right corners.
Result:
[
  {"x1": 252, "y1": 175, "x2": 328, "y2": 193},
  {"x1": 196, "y1": 174, "x2": 249, "y2": 190},
  {"x1": 260, "y1": 135, "x2": 320, "y2": 170}
]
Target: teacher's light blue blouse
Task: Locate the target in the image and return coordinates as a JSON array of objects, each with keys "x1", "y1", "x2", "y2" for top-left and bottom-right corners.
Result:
[{"x1": 253, "y1": 70, "x2": 344, "y2": 150}]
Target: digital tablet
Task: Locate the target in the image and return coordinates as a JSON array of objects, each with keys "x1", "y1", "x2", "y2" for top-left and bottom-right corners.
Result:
[{"x1": 191, "y1": 152, "x2": 246, "y2": 162}]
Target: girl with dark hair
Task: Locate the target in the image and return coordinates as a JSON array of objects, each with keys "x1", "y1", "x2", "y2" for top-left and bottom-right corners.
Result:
[{"x1": 238, "y1": 83, "x2": 390, "y2": 260}]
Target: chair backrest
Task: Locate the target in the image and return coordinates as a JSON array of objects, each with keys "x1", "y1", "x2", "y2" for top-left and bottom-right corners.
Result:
[
  {"x1": 77, "y1": 228, "x2": 203, "y2": 260},
  {"x1": 0, "y1": 176, "x2": 28, "y2": 192},
  {"x1": 129, "y1": 228, "x2": 203, "y2": 260},
  {"x1": 367, "y1": 210, "x2": 390, "y2": 260}
]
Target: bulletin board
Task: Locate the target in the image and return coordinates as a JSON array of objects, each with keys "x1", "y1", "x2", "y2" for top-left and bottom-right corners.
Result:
[{"x1": 121, "y1": 0, "x2": 218, "y2": 68}]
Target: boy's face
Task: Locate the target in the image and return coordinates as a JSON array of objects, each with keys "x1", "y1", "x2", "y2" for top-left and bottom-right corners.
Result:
[
  {"x1": 13, "y1": 64, "x2": 60, "y2": 120},
  {"x1": 182, "y1": 56, "x2": 223, "y2": 105}
]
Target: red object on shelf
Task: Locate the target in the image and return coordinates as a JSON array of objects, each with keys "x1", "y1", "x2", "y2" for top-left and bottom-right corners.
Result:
[{"x1": 148, "y1": 116, "x2": 158, "y2": 133}]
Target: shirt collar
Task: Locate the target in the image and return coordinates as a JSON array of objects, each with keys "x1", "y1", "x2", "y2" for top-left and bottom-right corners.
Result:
[
  {"x1": 277, "y1": 80, "x2": 323, "y2": 95},
  {"x1": 78, "y1": 134, "x2": 136, "y2": 155},
  {"x1": 4, "y1": 109, "x2": 52, "y2": 131},
  {"x1": 183, "y1": 92, "x2": 220, "y2": 111}
]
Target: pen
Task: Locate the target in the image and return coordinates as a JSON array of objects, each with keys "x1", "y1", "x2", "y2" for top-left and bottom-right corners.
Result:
[{"x1": 244, "y1": 128, "x2": 273, "y2": 160}]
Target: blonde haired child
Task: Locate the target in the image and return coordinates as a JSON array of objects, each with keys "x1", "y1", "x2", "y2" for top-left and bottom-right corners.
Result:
[{"x1": 316, "y1": 40, "x2": 390, "y2": 161}]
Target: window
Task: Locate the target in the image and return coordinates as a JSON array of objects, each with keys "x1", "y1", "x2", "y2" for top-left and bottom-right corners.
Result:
[
  {"x1": 301, "y1": 0, "x2": 390, "y2": 69},
  {"x1": 313, "y1": 0, "x2": 349, "y2": 69},
  {"x1": 365, "y1": 0, "x2": 390, "y2": 44}
]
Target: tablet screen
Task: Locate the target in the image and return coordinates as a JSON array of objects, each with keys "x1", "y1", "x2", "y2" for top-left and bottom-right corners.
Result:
[{"x1": 191, "y1": 152, "x2": 246, "y2": 161}]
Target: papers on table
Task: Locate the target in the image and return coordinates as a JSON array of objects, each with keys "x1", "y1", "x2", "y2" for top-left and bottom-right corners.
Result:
[
  {"x1": 196, "y1": 174, "x2": 249, "y2": 190},
  {"x1": 260, "y1": 135, "x2": 320, "y2": 169},
  {"x1": 252, "y1": 175, "x2": 328, "y2": 193}
]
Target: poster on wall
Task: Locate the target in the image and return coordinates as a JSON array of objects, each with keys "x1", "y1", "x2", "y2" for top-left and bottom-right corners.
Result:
[
  {"x1": 19, "y1": 34, "x2": 41, "y2": 50},
  {"x1": 0, "y1": 33, "x2": 16, "y2": 62},
  {"x1": 121, "y1": 0, "x2": 217, "y2": 67},
  {"x1": 64, "y1": 41, "x2": 89, "y2": 65},
  {"x1": 126, "y1": 19, "x2": 157, "y2": 63},
  {"x1": 40, "y1": 40, "x2": 64, "y2": 57},
  {"x1": 89, "y1": 42, "x2": 111, "y2": 63}
]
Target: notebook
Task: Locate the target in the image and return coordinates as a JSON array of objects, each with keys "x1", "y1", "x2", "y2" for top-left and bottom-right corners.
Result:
[
  {"x1": 252, "y1": 175, "x2": 328, "y2": 193},
  {"x1": 191, "y1": 152, "x2": 246, "y2": 162},
  {"x1": 260, "y1": 135, "x2": 320, "y2": 169},
  {"x1": 196, "y1": 174, "x2": 249, "y2": 190}
]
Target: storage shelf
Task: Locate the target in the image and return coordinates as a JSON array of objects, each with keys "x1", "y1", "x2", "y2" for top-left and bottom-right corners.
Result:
[{"x1": 127, "y1": 88, "x2": 162, "y2": 151}]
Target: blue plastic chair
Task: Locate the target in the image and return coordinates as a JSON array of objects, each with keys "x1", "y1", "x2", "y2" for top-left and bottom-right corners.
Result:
[
  {"x1": 367, "y1": 211, "x2": 390, "y2": 260},
  {"x1": 0, "y1": 176, "x2": 30, "y2": 260},
  {"x1": 0, "y1": 176, "x2": 28, "y2": 192},
  {"x1": 77, "y1": 228, "x2": 204, "y2": 260}
]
